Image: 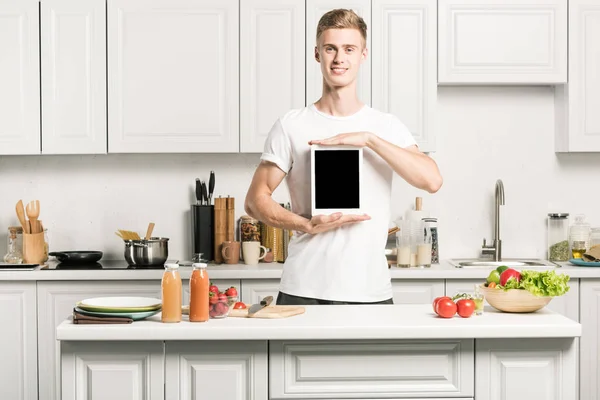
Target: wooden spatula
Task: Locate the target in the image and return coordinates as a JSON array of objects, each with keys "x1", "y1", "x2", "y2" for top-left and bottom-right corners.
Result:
[
  {"x1": 145, "y1": 222, "x2": 155, "y2": 240},
  {"x1": 26, "y1": 200, "x2": 40, "y2": 233},
  {"x1": 15, "y1": 200, "x2": 29, "y2": 234}
]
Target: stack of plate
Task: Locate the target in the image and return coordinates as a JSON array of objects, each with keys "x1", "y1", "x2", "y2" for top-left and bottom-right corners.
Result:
[{"x1": 76, "y1": 297, "x2": 162, "y2": 321}]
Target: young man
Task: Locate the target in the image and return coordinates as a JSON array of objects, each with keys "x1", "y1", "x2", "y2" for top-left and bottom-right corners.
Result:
[{"x1": 244, "y1": 9, "x2": 442, "y2": 305}]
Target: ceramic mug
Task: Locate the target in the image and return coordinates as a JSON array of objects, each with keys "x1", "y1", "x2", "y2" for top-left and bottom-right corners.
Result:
[
  {"x1": 242, "y1": 241, "x2": 267, "y2": 265},
  {"x1": 221, "y1": 241, "x2": 241, "y2": 264}
]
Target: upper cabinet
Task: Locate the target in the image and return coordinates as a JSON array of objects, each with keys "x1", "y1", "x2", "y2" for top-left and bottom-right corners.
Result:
[
  {"x1": 306, "y1": 0, "x2": 371, "y2": 106},
  {"x1": 438, "y1": 0, "x2": 568, "y2": 84},
  {"x1": 41, "y1": 0, "x2": 107, "y2": 154},
  {"x1": 107, "y1": 0, "x2": 239, "y2": 153},
  {"x1": 372, "y1": 0, "x2": 437, "y2": 152},
  {"x1": 0, "y1": 0, "x2": 40, "y2": 155},
  {"x1": 240, "y1": 0, "x2": 305, "y2": 153},
  {"x1": 555, "y1": 0, "x2": 600, "y2": 152}
]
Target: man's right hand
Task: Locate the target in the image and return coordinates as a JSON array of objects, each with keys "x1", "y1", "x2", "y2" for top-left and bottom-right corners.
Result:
[{"x1": 306, "y1": 213, "x2": 371, "y2": 234}]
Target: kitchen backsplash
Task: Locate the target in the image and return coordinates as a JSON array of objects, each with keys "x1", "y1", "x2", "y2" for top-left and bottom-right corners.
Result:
[{"x1": 1, "y1": 86, "x2": 599, "y2": 261}]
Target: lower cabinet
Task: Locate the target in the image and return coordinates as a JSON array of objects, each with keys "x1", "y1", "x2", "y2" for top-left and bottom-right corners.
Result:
[
  {"x1": 391, "y1": 279, "x2": 444, "y2": 304},
  {"x1": 61, "y1": 341, "x2": 164, "y2": 400},
  {"x1": 269, "y1": 339, "x2": 474, "y2": 399},
  {"x1": 580, "y1": 279, "x2": 600, "y2": 400},
  {"x1": 165, "y1": 341, "x2": 268, "y2": 399},
  {"x1": 240, "y1": 279, "x2": 280, "y2": 304},
  {"x1": 0, "y1": 281, "x2": 37, "y2": 400}
]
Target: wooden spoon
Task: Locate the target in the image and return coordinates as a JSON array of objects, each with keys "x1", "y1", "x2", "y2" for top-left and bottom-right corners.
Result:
[
  {"x1": 26, "y1": 200, "x2": 40, "y2": 233},
  {"x1": 145, "y1": 222, "x2": 155, "y2": 240},
  {"x1": 15, "y1": 200, "x2": 29, "y2": 234}
]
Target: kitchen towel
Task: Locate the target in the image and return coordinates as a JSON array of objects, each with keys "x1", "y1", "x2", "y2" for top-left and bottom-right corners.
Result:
[
  {"x1": 72, "y1": 308, "x2": 133, "y2": 324},
  {"x1": 583, "y1": 244, "x2": 600, "y2": 262}
]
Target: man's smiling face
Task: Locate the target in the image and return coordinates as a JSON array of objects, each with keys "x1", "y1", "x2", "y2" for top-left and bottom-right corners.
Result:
[{"x1": 315, "y1": 28, "x2": 367, "y2": 89}]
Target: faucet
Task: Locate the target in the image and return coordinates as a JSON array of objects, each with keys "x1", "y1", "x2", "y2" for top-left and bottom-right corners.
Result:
[{"x1": 481, "y1": 179, "x2": 505, "y2": 261}]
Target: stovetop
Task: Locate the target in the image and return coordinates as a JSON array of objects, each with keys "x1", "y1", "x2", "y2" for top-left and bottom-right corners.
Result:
[{"x1": 41, "y1": 260, "x2": 177, "y2": 270}]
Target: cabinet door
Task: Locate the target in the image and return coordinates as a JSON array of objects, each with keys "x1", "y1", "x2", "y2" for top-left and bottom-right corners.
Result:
[
  {"x1": 108, "y1": 0, "x2": 239, "y2": 153},
  {"x1": 166, "y1": 341, "x2": 268, "y2": 399},
  {"x1": 41, "y1": 0, "x2": 107, "y2": 154},
  {"x1": 306, "y1": 0, "x2": 371, "y2": 106},
  {"x1": 476, "y1": 338, "x2": 577, "y2": 400},
  {"x1": 240, "y1": 279, "x2": 281, "y2": 304},
  {"x1": 372, "y1": 0, "x2": 437, "y2": 152},
  {"x1": 61, "y1": 341, "x2": 164, "y2": 400},
  {"x1": 438, "y1": 0, "x2": 567, "y2": 84},
  {"x1": 555, "y1": 0, "x2": 600, "y2": 152},
  {"x1": 0, "y1": 282, "x2": 37, "y2": 400},
  {"x1": 580, "y1": 279, "x2": 600, "y2": 399},
  {"x1": 37, "y1": 281, "x2": 161, "y2": 400},
  {"x1": 0, "y1": 0, "x2": 40, "y2": 155},
  {"x1": 240, "y1": 0, "x2": 305, "y2": 153},
  {"x1": 391, "y1": 279, "x2": 444, "y2": 304}
]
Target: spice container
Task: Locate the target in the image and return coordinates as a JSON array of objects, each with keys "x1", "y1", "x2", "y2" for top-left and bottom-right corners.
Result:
[
  {"x1": 590, "y1": 228, "x2": 600, "y2": 248},
  {"x1": 239, "y1": 215, "x2": 260, "y2": 242},
  {"x1": 423, "y1": 218, "x2": 438, "y2": 264},
  {"x1": 548, "y1": 213, "x2": 569, "y2": 261},
  {"x1": 570, "y1": 214, "x2": 591, "y2": 258}
]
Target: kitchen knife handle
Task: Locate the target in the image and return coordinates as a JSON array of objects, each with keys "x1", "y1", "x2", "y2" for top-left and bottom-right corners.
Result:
[
  {"x1": 201, "y1": 181, "x2": 208, "y2": 205},
  {"x1": 195, "y1": 178, "x2": 201, "y2": 205},
  {"x1": 208, "y1": 171, "x2": 215, "y2": 205}
]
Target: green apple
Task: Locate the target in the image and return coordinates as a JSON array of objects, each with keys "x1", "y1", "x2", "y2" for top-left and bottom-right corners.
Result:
[
  {"x1": 487, "y1": 270, "x2": 501, "y2": 284},
  {"x1": 496, "y1": 265, "x2": 509, "y2": 274}
]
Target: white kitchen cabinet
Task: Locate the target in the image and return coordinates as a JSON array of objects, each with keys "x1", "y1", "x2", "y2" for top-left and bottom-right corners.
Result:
[
  {"x1": 241, "y1": 278, "x2": 280, "y2": 304},
  {"x1": 306, "y1": 0, "x2": 371, "y2": 106},
  {"x1": 438, "y1": 0, "x2": 567, "y2": 84},
  {"x1": 0, "y1": 282, "x2": 38, "y2": 400},
  {"x1": 445, "y1": 278, "x2": 580, "y2": 322},
  {"x1": 391, "y1": 279, "x2": 444, "y2": 304},
  {"x1": 61, "y1": 341, "x2": 164, "y2": 400},
  {"x1": 270, "y1": 339, "x2": 474, "y2": 398},
  {"x1": 0, "y1": 0, "x2": 40, "y2": 155},
  {"x1": 182, "y1": 278, "x2": 240, "y2": 304},
  {"x1": 107, "y1": 0, "x2": 239, "y2": 153},
  {"x1": 165, "y1": 341, "x2": 268, "y2": 399},
  {"x1": 240, "y1": 0, "x2": 305, "y2": 153},
  {"x1": 37, "y1": 281, "x2": 161, "y2": 400},
  {"x1": 580, "y1": 279, "x2": 600, "y2": 399},
  {"x1": 372, "y1": 0, "x2": 437, "y2": 152},
  {"x1": 555, "y1": 0, "x2": 600, "y2": 152},
  {"x1": 41, "y1": 0, "x2": 107, "y2": 154},
  {"x1": 476, "y1": 338, "x2": 578, "y2": 400}
]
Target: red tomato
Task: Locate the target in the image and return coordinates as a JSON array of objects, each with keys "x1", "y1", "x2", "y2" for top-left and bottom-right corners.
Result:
[
  {"x1": 432, "y1": 296, "x2": 451, "y2": 312},
  {"x1": 435, "y1": 298, "x2": 457, "y2": 318},
  {"x1": 233, "y1": 302, "x2": 246, "y2": 309},
  {"x1": 456, "y1": 299, "x2": 475, "y2": 318}
]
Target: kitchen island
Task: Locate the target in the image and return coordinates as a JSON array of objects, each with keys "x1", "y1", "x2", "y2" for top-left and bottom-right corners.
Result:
[{"x1": 57, "y1": 304, "x2": 580, "y2": 400}]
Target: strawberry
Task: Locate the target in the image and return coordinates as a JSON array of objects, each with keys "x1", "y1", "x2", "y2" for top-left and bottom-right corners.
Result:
[
  {"x1": 225, "y1": 287, "x2": 238, "y2": 297},
  {"x1": 214, "y1": 302, "x2": 229, "y2": 315},
  {"x1": 209, "y1": 292, "x2": 218, "y2": 305},
  {"x1": 209, "y1": 283, "x2": 219, "y2": 295},
  {"x1": 217, "y1": 293, "x2": 227, "y2": 303}
]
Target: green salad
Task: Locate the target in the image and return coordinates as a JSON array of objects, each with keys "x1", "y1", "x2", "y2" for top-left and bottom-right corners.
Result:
[{"x1": 501, "y1": 270, "x2": 570, "y2": 297}]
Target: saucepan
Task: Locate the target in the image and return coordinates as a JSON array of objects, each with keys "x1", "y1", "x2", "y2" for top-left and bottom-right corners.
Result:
[
  {"x1": 49, "y1": 251, "x2": 103, "y2": 265},
  {"x1": 124, "y1": 237, "x2": 169, "y2": 266}
]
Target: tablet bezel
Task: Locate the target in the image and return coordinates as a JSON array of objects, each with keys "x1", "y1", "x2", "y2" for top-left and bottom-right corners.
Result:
[{"x1": 310, "y1": 144, "x2": 363, "y2": 216}]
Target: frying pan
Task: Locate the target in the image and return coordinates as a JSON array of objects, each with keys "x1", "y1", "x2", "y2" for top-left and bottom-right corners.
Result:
[{"x1": 49, "y1": 251, "x2": 103, "y2": 265}]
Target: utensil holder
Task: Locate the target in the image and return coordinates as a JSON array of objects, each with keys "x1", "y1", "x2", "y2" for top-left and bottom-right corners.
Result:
[
  {"x1": 23, "y1": 231, "x2": 46, "y2": 264},
  {"x1": 191, "y1": 205, "x2": 214, "y2": 262}
]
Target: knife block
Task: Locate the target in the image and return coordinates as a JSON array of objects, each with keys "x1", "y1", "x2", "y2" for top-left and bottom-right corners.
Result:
[
  {"x1": 214, "y1": 198, "x2": 227, "y2": 264},
  {"x1": 191, "y1": 205, "x2": 214, "y2": 262}
]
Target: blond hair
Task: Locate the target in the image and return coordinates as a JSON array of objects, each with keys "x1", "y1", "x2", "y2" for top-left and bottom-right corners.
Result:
[{"x1": 316, "y1": 9, "x2": 367, "y2": 47}]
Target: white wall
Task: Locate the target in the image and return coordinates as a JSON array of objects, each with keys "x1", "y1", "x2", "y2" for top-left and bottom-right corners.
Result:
[{"x1": 1, "y1": 86, "x2": 598, "y2": 261}]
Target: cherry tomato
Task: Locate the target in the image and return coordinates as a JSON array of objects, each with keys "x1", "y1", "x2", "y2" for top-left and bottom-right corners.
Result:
[
  {"x1": 432, "y1": 296, "x2": 451, "y2": 313},
  {"x1": 435, "y1": 298, "x2": 457, "y2": 318},
  {"x1": 456, "y1": 299, "x2": 475, "y2": 318},
  {"x1": 488, "y1": 282, "x2": 497, "y2": 289}
]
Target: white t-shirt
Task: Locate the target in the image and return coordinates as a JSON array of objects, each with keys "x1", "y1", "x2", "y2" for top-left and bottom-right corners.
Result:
[{"x1": 261, "y1": 104, "x2": 416, "y2": 302}]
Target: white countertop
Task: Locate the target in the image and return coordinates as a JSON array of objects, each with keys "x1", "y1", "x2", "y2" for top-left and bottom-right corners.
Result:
[
  {"x1": 2, "y1": 260, "x2": 600, "y2": 281},
  {"x1": 56, "y1": 304, "x2": 581, "y2": 341}
]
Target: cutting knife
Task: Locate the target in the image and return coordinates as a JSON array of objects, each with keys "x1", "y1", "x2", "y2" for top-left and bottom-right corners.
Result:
[
  {"x1": 195, "y1": 178, "x2": 202, "y2": 205},
  {"x1": 248, "y1": 295, "x2": 273, "y2": 316}
]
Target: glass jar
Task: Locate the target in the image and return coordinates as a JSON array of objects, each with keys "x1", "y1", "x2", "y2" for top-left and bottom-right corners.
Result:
[
  {"x1": 590, "y1": 228, "x2": 600, "y2": 248},
  {"x1": 548, "y1": 213, "x2": 570, "y2": 261},
  {"x1": 4, "y1": 227, "x2": 23, "y2": 264},
  {"x1": 423, "y1": 218, "x2": 438, "y2": 264},
  {"x1": 239, "y1": 215, "x2": 260, "y2": 243},
  {"x1": 570, "y1": 214, "x2": 591, "y2": 257}
]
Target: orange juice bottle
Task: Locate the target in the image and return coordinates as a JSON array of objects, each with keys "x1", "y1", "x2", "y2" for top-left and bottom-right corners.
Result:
[
  {"x1": 161, "y1": 263, "x2": 182, "y2": 323},
  {"x1": 189, "y1": 262, "x2": 209, "y2": 322}
]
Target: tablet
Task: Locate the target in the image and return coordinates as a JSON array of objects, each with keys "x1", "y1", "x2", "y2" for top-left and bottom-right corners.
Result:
[{"x1": 311, "y1": 145, "x2": 363, "y2": 216}]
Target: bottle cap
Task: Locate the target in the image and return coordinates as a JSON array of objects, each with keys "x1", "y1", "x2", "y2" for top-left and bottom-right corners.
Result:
[
  {"x1": 164, "y1": 263, "x2": 179, "y2": 269},
  {"x1": 192, "y1": 262, "x2": 207, "y2": 269}
]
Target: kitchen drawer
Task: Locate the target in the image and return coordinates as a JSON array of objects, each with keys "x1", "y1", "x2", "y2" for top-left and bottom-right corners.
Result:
[{"x1": 269, "y1": 339, "x2": 474, "y2": 399}]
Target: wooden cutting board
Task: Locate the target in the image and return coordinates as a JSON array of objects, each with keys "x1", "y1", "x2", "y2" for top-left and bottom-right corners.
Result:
[{"x1": 229, "y1": 305, "x2": 305, "y2": 319}]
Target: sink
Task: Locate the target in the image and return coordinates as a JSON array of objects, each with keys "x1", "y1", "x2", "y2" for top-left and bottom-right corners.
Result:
[{"x1": 450, "y1": 258, "x2": 559, "y2": 269}]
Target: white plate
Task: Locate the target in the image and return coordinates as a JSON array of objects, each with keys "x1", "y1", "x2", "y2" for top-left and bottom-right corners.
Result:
[{"x1": 78, "y1": 296, "x2": 162, "y2": 312}]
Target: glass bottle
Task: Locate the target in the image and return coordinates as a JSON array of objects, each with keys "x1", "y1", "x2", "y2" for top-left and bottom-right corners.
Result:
[
  {"x1": 548, "y1": 213, "x2": 570, "y2": 261},
  {"x1": 4, "y1": 228, "x2": 23, "y2": 264},
  {"x1": 570, "y1": 214, "x2": 591, "y2": 259},
  {"x1": 189, "y1": 263, "x2": 209, "y2": 322},
  {"x1": 161, "y1": 263, "x2": 182, "y2": 323}
]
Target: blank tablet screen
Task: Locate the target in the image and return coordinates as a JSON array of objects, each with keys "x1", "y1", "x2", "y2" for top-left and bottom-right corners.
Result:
[{"x1": 314, "y1": 149, "x2": 360, "y2": 209}]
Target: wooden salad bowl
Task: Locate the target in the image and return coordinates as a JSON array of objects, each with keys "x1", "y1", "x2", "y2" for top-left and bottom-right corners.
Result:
[{"x1": 480, "y1": 284, "x2": 552, "y2": 313}]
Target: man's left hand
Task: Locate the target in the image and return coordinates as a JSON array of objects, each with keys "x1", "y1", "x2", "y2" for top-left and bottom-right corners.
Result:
[{"x1": 309, "y1": 132, "x2": 373, "y2": 148}]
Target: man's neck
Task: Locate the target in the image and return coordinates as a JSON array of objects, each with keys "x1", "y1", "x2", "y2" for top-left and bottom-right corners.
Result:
[{"x1": 314, "y1": 83, "x2": 364, "y2": 117}]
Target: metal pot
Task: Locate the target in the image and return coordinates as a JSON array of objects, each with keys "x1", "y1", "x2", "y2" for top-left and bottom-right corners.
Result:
[{"x1": 124, "y1": 237, "x2": 169, "y2": 266}]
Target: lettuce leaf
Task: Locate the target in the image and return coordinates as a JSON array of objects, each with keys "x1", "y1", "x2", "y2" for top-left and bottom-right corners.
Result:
[{"x1": 499, "y1": 270, "x2": 570, "y2": 297}]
